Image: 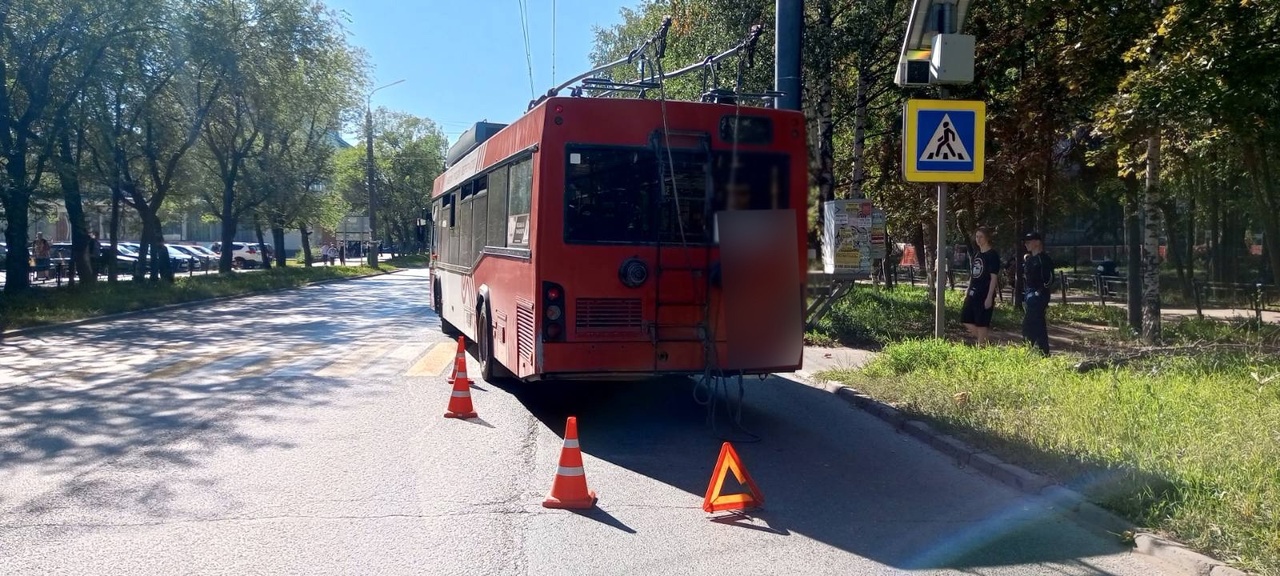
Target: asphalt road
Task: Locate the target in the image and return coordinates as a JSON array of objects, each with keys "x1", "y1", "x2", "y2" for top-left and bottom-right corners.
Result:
[{"x1": 0, "y1": 269, "x2": 1170, "y2": 575}]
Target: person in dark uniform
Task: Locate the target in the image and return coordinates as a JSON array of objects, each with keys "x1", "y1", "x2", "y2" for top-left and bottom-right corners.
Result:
[
  {"x1": 1021, "y1": 231, "x2": 1055, "y2": 356},
  {"x1": 961, "y1": 226, "x2": 1000, "y2": 345}
]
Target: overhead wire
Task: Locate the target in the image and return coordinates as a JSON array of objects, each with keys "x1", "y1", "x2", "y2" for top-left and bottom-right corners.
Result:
[{"x1": 516, "y1": 0, "x2": 536, "y2": 100}]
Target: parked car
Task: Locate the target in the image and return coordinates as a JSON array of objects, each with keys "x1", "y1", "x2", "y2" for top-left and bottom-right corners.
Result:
[
  {"x1": 209, "y1": 242, "x2": 265, "y2": 269},
  {"x1": 117, "y1": 242, "x2": 192, "y2": 272},
  {"x1": 168, "y1": 245, "x2": 211, "y2": 270}
]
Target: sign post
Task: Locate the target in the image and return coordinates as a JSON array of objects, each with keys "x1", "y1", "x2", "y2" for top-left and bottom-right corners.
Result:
[
  {"x1": 896, "y1": 0, "x2": 981, "y2": 339},
  {"x1": 903, "y1": 98, "x2": 986, "y2": 337}
]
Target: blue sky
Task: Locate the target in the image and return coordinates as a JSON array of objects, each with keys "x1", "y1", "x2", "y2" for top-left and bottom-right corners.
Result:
[{"x1": 324, "y1": 0, "x2": 635, "y2": 144}]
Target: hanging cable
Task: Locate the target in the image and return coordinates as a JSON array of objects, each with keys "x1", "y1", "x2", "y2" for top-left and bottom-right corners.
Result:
[
  {"x1": 551, "y1": 0, "x2": 557, "y2": 86},
  {"x1": 652, "y1": 45, "x2": 760, "y2": 444},
  {"x1": 516, "y1": 0, "x2": 536, "y2": 100}
]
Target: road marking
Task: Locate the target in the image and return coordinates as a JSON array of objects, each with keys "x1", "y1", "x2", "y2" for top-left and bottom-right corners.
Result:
[
  {"x1": 406, "y1": 342, "x2": 456, "y2": 377},
  {"x1": 315, "y1": 342, "x2": 397, "y2": 378},
  {"x1": 142, "y1": 360, "x2": 197, "y2": 381}
]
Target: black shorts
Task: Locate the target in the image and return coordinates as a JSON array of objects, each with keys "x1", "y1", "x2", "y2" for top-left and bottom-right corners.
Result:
[{"x1": 961, "y1": 294, "x2": 994, "y2": 327}]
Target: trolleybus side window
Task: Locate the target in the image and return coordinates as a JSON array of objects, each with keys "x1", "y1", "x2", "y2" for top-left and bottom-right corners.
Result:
[
  {"x1": 472, "y1": 175, "x2": 488, "y2": 261},
  {"x1": 436, "y1": 193, "x2": 457, "y2": 264},
  {"x1": 508, "y1": 157, "x2": 533, "y2": 248},
  {"x1": 463, "y1": 181, "x2": 478, "y2": 264},
  {"x1": 487, "y1": 165, "x2": 509, "y2": 248}
]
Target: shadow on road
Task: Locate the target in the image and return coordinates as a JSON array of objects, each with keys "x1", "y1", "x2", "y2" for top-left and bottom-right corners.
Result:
[
  {"x1": 0, "y1": 272, "x2": 429, "y2": 519},
  {"x1": 491, "y1": 375, "x2": 1133, "y2": 572}
]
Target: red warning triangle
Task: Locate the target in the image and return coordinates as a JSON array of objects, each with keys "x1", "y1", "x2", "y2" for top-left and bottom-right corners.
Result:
[{"x1": 702, "y1": 442, "x2": 764, "y2": 513}]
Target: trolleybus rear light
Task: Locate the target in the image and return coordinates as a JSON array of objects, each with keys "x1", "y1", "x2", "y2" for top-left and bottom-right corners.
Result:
[
  {"x1": 542, "y1": 281, "x2": 566, "y2": 342},
  {"x1": 544, "y1": 323, "x2": 563, "y2": 340}
]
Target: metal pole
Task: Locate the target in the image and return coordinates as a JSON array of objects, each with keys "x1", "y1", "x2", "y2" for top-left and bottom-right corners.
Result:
[
  {"x1": 365, "y1": 80, "x2": 405, "y2": 268},
  {"x1": 936, "y1": 183, "x2": 948, "y2": 338},
  {"x1": 934, "y1": 83, "x2": 951, "y2": 339},
  {"x1": 775, "y1": 0, "x2": 803, "y2": 111},
  {"x1": 365, "y1": 105, "x2": 377, "y2": 268}
]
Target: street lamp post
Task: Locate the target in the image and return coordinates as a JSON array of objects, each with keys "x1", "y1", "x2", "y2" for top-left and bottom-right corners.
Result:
[{"x1": 366, "y1": 79, "x2": 405, "y2": 267}]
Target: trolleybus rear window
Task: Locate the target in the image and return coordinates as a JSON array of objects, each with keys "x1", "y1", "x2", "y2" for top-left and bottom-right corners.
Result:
[{"x1": 564, "y1": 145, "x2": 789, "y2": 245}]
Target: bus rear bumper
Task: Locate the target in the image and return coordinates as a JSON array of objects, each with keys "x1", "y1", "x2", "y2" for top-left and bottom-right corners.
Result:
[{"x1": 534, "y1": 341, "x2": 800, "y2": 381}]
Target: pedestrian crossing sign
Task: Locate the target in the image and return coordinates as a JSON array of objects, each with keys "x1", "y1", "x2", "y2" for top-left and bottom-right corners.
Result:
[{"x1": 903, "y1": 99, "x2": 985, "y2": 183}]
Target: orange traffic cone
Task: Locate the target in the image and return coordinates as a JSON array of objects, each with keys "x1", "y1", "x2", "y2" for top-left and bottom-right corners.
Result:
[
  {"x1": 542, "y1": 416, "x2": 597, "y2": 509},
  {"x1": 444, "y1": 336, "x2": 478, "y2": 419}
]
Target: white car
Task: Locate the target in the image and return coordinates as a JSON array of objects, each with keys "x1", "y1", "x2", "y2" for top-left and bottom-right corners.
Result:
[{"x1": 209, "y1": 242, "x2": 266, "y2": 269}]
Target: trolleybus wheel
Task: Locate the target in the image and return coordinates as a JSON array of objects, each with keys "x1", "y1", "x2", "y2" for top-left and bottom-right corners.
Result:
[{"x1": 478, "y1": 307, "x2": 496, "y2": 382}]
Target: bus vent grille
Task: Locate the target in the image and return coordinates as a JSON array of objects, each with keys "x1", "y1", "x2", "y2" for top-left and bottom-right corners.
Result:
[
  {"x1": 516, "y1": 301, "x2": 535, "y2": 360},
  {"x1": 575, "y1": 298, "x2": 643, "y2": 330}
]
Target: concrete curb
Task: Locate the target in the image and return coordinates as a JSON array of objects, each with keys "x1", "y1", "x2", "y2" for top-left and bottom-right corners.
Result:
[
  {"x1": 1, "y1": 267, "x2": 407, "y2": 341},
  {"x1": 788, "y1": 371, "x2": 1255, "y2": 576}
]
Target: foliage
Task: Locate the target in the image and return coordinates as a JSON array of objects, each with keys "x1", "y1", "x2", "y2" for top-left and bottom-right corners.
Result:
[
  {"x1": 823, "y1": 340, "x2": 1280, "y2": 574},
  {"x1": 332, "y1": 109, "x2": 447, "y2": 250},
  {"x1": 2, "y1": 0, "x2": 370, "y2": 289}
]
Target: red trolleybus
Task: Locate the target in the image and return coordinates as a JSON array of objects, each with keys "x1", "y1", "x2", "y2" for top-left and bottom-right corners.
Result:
[
  {"x1": 430, "y1": 21, "x2": 806, "y2": 383},
  {"x1": 430, "y1": 94, "x2": 807, "y2": 382}
]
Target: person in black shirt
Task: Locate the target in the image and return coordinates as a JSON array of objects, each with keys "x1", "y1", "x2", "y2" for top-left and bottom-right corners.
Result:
[
  {"x1": 1021, "y1": 231, "x2": 1055, "y2": 356},
  {"x1": 961, "y1": 226, "x2": 1000, "y2": 345}
]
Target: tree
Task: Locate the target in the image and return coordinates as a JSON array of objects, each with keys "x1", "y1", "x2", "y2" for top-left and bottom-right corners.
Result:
[
  {"x1": 333, "y1": 109, "x2": 447, "y2": 251},
  {"x1": 1, "y1": 0, "x2": 137, "y2": 292},
  {"x1": 198, "y1": 0, "x2": 360, "y2": 274}
]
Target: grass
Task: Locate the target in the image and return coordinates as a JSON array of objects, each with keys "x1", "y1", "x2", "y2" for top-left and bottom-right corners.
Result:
[
  {"x1": 0, "y1": 265, "x2": 385, "y2": 331},
  {"x1": 385, "y1": 253, "x2": 431, "y2": 268},
  {"x1": 807, "y1": 285, "x2": 999, "y2": 347},
  {"x1": 822, "y1": 340, "x2": 1280, "y2": 575},
  {"x1": 809, "y1": 284, "x2": 1133, "y2": 347}
]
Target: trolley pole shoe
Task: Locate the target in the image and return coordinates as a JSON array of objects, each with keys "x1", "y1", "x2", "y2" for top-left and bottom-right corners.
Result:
[
  {"x1": 542, "y1": 416, "x2": 598, "y2": 509},
  {"x1": 443, "y1": 337, "x2": 478, "y2": 419}
]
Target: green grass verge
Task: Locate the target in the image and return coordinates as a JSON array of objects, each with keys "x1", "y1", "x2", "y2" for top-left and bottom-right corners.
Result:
[
  {"x1": 808, "y1": 285, "x2": 1131, "y2": 347},
  {"x1": 822, "y1": 340, "x2": 1280, "y2": 575},
  {"x1": 385, "y1": 253, "x2": 431, "y2": 268},
  {"x1": 0, "y1": 265, "x2": 385, "y2": 331}
]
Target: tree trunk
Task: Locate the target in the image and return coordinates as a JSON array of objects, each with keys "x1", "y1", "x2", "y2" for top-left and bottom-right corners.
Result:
[
  {"x1": 849, "y1": 69, "x2": 870, "y2": 199},
  {"x1": 1126, "y1": 192, "x2": 1142, "y2": 332},
  {"x1": 108, "y1": 184, "x2": 122, "y2": 283},
  {"x1": 1209, "y1": 190, "x2": 1221, "y2": 282},
  {"x1": 1253, "y1": 148, "x2": 1280, "y2": 284},
  {"x1": 1141, "y1": 134, "x2": 1162, "y2": 344},
  {"x1": 1185, "y1": 194, "x2": 1196, "y2": 295},
  {"x1": 56, "y1": 128, "x2": 96, "y2": 285},
  {"x1": 219, "y1": 178, "x2": 237, "y2": 274},
  {"x1": 271, "y1": 223, "x2": 287, "y2": 268},
  {"x1": 2, "y1": 153, "x2": 33, "y2": 292},
  {"x1": 254, "y1": 219, "x2": 271, "y2": 270},
  {"x1": 134, "y1": 213, "x2": 152, "y2": 283},
  {"x1": 299, "y1": 223, "x2": 314, "y2": 267},
  {"x1": 922, "y1": 215, "x2": 937, "y2": 301}
]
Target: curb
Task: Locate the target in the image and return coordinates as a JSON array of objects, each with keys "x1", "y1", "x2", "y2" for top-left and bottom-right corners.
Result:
[
  {"x1": 788, "y1": 371, "x2": 1254, "y2": 576},
  {"x1": 1, "y1": 267, "x2": 407, "y2": 341}
]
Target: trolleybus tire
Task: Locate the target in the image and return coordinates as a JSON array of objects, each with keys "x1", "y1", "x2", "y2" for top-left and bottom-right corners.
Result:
[{"x1": 478, "y1": 307, "x2": 496, "y2": 382}]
